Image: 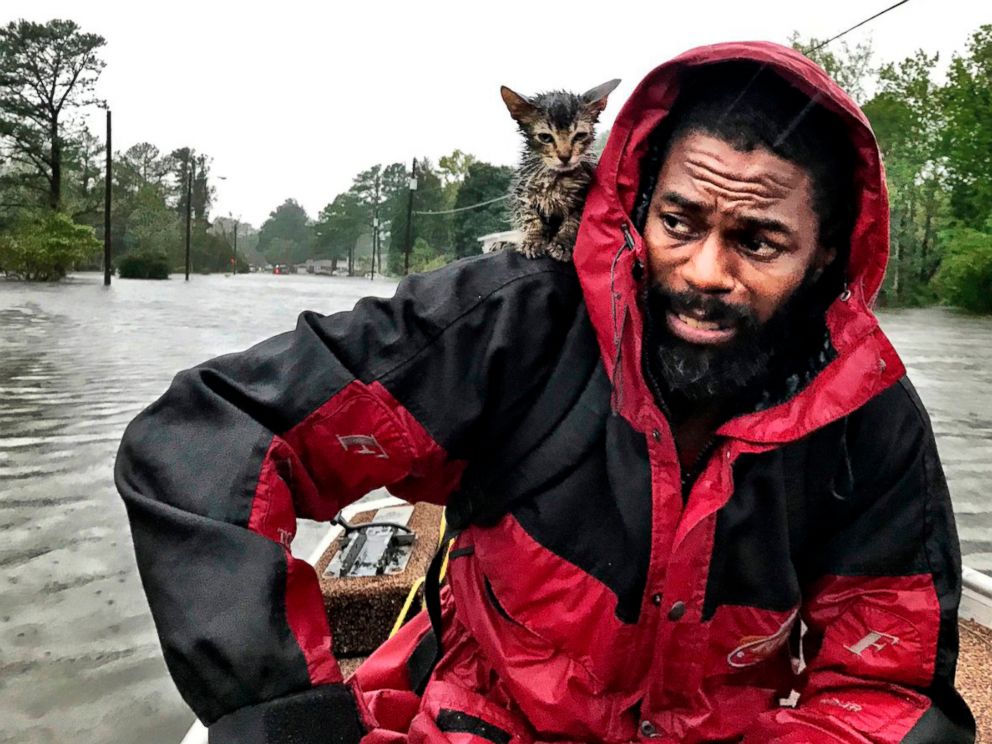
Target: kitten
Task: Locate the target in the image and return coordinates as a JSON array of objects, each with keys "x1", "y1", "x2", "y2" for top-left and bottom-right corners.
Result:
[{"x1": 501, "y1": 79, "x2": 620, "y2": 261}]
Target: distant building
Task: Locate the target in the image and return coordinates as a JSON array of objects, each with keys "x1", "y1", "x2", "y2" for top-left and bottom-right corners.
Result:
[
  {"x1": 302, "y1": 258, "x2": 337, "y2": 275},
  {"x1": 477, "y1": 230, "x2": 522, "y2": 254}
]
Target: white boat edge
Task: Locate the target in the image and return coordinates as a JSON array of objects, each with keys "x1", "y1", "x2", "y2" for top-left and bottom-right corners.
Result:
[{"x1": 179, "y1": 506, "x2": 992, "y2": 744}]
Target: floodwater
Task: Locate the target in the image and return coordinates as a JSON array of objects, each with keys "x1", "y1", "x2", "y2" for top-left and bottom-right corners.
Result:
[{"x1": 1, "y1": 272, "x2": 990, "y2": 743}]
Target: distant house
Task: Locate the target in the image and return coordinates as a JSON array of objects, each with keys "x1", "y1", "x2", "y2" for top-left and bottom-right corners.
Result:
[
  {"x1": 477, "y1": 230, "x2": 522, "y2": 254},
  {"x1": 303, "y1": 258, "x2": 337, "y2": 275}
]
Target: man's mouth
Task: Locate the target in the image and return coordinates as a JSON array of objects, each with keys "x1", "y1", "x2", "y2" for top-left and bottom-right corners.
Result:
[{"x1": 666, "y1": 311, "x2": 737, "y2": 344}]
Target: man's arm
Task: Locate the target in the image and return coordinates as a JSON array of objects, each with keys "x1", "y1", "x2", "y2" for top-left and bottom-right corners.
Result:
[
  {"x1": 743, "y1": 378, "x2": 976, "y2": 743},
  {"x1": 114, "y1": 253, "x2": 581, "y2": 743}
]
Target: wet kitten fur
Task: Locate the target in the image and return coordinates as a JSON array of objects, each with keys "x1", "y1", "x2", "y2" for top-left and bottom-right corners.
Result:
[{"x1": 501, "y1": 79, "x2": 619, "y2": 261}]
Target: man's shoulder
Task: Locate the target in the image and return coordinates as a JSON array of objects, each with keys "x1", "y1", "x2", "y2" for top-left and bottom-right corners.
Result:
[
  {"x1": 406, "y1": 249, "x2": 580, "y2": 307},
  {"x1": 846, "y1": 375, "x2": 935, "y2": 471},
  {"x1": 854, "y1": 375, "x2": 932, "y2": 435}
]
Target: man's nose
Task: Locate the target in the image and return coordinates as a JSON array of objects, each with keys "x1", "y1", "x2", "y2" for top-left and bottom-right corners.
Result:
[{"x1": 683, "y1": 234, "x2": 734, "y2": 294}]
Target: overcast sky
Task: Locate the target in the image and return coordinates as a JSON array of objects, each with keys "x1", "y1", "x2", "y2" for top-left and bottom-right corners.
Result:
[{"x1": 5, "y1": 1, "x2": 989, "y2": 227}]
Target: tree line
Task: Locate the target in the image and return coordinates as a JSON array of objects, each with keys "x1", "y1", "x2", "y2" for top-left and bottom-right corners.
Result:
[
  {"x1": 794, "y1": 27, "x2": 992, "y2": 311},
  {"x1": 256, "y1": 153, "x2": 513, "y2": 277},
  {"x1": 0, "y1": 19, "x2": 249, "y2": 279},
  {"x1": 1, "y1": 18, "x2": 990, "y2": 313}
]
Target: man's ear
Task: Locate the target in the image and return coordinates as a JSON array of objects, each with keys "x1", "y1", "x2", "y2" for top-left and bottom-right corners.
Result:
[
  {"x1": 814, "y1": 245, "x2": 838, "y2": 280},
  {"x1": 581, "y1": 79, "x2": 621, "y2": 119},
  {"x1": 501, "y1": 86, "x2": 538, "y2": 123}
]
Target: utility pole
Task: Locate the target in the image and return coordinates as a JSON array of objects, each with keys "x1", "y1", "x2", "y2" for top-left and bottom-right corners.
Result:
[
  {"x1": 403, "y1": 158, "x2": 417, "y2": 276},
  {"x1": 184, "y1": 155, "x2": 194, "y2": 281},
  {"x1": 103, "y1": 109, "x2": 112, "y2": 286},
  {"x1": 233, "y1": 218, "x2": 238, "y2": 276},
  {"x1": 370, "y1": 170, "x2": 381, "y2": 281}
]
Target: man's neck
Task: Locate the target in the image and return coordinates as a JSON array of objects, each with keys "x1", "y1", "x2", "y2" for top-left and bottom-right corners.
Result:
[{"x1": 668, "y1": 396, "x2": 727, "y2": 474}]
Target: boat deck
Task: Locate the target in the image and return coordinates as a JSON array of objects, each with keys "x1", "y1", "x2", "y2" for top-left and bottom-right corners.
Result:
[{"x1": 959, "y1": 619, "x2": 992, "y2": 742}]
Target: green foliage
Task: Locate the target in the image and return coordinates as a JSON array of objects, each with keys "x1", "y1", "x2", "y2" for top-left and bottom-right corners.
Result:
[
  {"x1": 0, "y1": 210, "x2": 100, "y2": 280},
  {"x1": 789, "y1": 32, "x2": 875, "y2": 104},
  {"x1": 940, "y1": 25, "x2": 992, "y2": 229},
  {"x1": 407, "y1": 237, "x2": 449, "y2": 274},
  {"x1": 0, "y1": 19, "x2": 106, "y2": 211},
  {"x1": 387, "y1": 159, "x2": 448, "y2": 274},
  {"x1": 862, "y1": 50, "x2": 945, "y2": 306},
  {"x1": 118, "y1": 249, "x2": 170, "y2": 279},
  {"x1": 125, "y1": 185, "x2": 180, "y2": 257},
  {"x1": 452, "y1": 161, "x2": 513, "y2": 257},
  {"x1": 315, "y1": 192, "x2": 364, "y2": 270},
  {"x1": 257, "y1": 199, "x2": 314, "y2": 266},
  {"x1": 933, "y1": 228, "x2": 992, "y2": 313}
]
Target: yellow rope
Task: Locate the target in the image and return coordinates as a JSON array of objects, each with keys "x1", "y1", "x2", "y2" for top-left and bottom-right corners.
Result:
[
  {"x1": 389, "y1": 576, "x2": 425, "y2": 639},
  {"x1": 389, "y1": 510, "x2": 454, "y2": 639}
]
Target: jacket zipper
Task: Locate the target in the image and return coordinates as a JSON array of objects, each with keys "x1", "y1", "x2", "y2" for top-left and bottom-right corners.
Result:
[
  {"x1": 680, "y1": 436, "x2": 719, "y2": 498},
  {"x1": 618, "y1": 221, "x2": 719, "y2": 493}
]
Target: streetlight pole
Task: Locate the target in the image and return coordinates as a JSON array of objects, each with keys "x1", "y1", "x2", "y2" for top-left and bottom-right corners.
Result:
[
  {"x1": 103, "y1": 109, "x2": 112, "y2": 286},
  {"x1": 184, "y1": 155, "x2": 194, "y2": 281}
]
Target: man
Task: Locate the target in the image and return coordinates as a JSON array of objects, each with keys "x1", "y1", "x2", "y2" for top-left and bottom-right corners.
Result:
[{"x1": 116, "y1": 42, "x2": 975, "y2": 743}]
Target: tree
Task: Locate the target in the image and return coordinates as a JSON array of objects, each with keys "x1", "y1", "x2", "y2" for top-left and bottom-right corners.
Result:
[
  {"x1": 257, "y1": 198, "x2": 313, "y2": 265},
  {"x1": 438, "y1": 149, "x2": 477, "y2": 207},
  {"x1": 314, "y1": 192, "x2": 364, "y2": 273},
  {"x1": 789, "y1": 32, "x2": 875, "y2": 104},
  {"x1": 862, "y1": 50, "x2": 945, "y2": 303},
  {"x1": 125, "y1": 185, "x2": 180, "y2": 259},
  {"x1": 0, "y1": 19, "x2": 106, "y2": 211},
  {"x1": 452, "y1": 161, "x2": 513, "y2": 257},
  {"x1": 122, "y1": 142, "x2": 168, "y2": 186},
  {"x1": 933, "y1": 225, "x2": 992, "y2": 313},
  {"x1": 940, "y1": 25, "x2": 992, "y2": 230},
  {"x1": 0, "y1": 209, "x2": 100, "y2": 280}
]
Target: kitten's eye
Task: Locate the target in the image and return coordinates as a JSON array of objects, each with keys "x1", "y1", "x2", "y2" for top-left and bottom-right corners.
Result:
[
  {"x1": 536, "y1": 133, "x2": 554, "y2": 144},
  {"x1": 573, "y1": 132, "x2": 589, "y2": 142}
]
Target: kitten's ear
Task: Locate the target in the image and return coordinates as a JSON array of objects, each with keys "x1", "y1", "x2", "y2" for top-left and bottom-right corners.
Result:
[
  {"x1": 581, "y1": 78, "x2": 621, "y2": 117},
  {"x1": 501, "y1": 86, "x2": 538, "y2": 123}
]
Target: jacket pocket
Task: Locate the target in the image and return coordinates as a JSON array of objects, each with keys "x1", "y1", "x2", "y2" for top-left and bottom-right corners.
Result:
[{"x1": 410, "y1": 680, "x2": 532, "y2": 744}]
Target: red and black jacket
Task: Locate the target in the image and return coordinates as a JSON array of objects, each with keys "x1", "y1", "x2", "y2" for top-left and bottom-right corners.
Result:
[{"x1": 115, "y1": 42, "x2": 975, "y2": 743}]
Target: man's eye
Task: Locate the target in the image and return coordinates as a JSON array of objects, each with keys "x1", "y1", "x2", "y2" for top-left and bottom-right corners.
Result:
[
  {"x1": 662, "y1": 214, "x2": 693, "y2": 237},
  {"x1": 740, "y1": 236, "x2": 781, "y2": 258}
]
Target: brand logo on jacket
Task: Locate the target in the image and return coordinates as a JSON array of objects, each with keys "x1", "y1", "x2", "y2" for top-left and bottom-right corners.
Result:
[
  {"x1": 727, "y1": 609, "x2": 798, "y2": 668},
  {"x1": 821, "y1": 697, "x2": 863, "y2": 713},
  {"x1": 845, "y1": 630, "x2": 900, "y2": 656},
  {"x1": 337, "y1": 434, "x2": 389, "y2": 459}
]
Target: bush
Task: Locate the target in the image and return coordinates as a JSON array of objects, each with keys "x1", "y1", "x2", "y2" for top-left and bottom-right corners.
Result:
[
  {"x1": 0, "y1": 211, "x2": 101, "y2": 281},
  {"x1": 408, "y1": 237, "x2": 452, "y2": 274},
  {"x1": 118, "y1": 250, "x2": 171, "y2": 279},
  {"x1": 932, "y1": 228, "x2": 992, "y2": 314}
]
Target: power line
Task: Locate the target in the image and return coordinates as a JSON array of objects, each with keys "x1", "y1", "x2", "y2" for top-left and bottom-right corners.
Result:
[
  {"x1": 804, "y1": 0, "x2": 912, "y2": 55},
  {"x1": 413, "y1": 194, "x2": 509, "y2": 216}
]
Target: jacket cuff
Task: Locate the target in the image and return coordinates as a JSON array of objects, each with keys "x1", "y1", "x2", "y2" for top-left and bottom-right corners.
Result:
[{"x1": 209, "y1": 684, "x2": 365, "y2": 744}]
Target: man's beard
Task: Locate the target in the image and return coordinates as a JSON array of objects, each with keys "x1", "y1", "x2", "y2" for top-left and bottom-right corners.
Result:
[{"x1": 644, "y1": 267, "x2": 832, "y2": 409}]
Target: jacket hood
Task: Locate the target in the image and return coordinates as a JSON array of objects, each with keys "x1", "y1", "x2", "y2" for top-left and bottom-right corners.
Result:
[{"x1": 572, "y1": 41, "x2": 905, "y2": 443}]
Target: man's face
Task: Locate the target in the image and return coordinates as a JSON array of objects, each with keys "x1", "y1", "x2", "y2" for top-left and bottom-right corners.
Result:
[{"x1": 642, "y1": 131, "x2": 837, "y2": 402}]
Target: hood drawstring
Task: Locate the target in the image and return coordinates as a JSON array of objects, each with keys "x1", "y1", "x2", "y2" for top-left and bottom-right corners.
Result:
[{"x1": 609, "y1": 224, "x2": 636, "y2": 411}]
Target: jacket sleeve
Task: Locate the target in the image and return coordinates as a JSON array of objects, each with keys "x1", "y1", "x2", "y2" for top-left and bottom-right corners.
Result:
[
  {"x1": 113, "y1": 253, "x2": 581, "y2": 742},
  {"x1": 743, "y1": 378, "x2": 976, "y2": 743}
]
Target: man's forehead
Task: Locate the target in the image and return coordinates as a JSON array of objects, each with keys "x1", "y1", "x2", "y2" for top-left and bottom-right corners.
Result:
[{"x1": 656, "y1": 132, "x2": 814, "y2": 228}]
